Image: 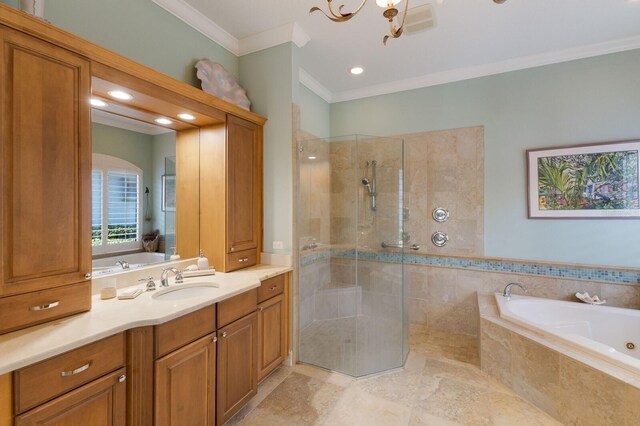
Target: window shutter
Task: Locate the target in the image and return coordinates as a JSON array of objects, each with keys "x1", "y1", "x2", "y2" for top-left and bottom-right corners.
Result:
[{"x1": 107, "y1": 171, "x2": 139, "y2": 244}]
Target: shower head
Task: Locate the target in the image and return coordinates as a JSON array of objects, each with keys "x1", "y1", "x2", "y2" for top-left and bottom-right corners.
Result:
[{"x1": 362, "y1": 177, "x2": 373, "y2": 194}]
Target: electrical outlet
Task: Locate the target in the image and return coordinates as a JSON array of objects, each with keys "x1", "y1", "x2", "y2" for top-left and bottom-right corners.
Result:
[{"x1": 272, "y1": 241, "x2": 284, "y2": 249}]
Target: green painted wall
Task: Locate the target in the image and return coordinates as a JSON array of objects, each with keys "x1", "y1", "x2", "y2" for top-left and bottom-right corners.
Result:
[
  {"x1": 92, "y1": 123, "x2": 177, "y2": 243},
  {"x1": 299, "y1": 84, "x2": 330, "y2": 138},
  {"x1": 0, "y1": 0, "x2": 238, "y2": 86},
  {"x1": 92, "y1": 123, "x2": 153, "y2": 233},
  {"x1": 240, "y1": 43, "x2": 294, "y2": 254},
  {"x1": 331, "y1": 49, "x2": 640, "y2": 268},
  {"x1": 151, "y1": 132, "x2": 176, "y2": 240}
]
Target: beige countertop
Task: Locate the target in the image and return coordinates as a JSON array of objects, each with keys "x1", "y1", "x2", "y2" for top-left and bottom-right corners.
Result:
[{"x1": 0, "y1": 264, "x2": 291, "y2": 375}]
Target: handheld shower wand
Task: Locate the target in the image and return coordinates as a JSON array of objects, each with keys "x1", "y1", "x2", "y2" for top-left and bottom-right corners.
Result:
[
  {"x1": 362, "y1": 177, "x2": 373, "y2": 194},
  {"x1": 362, "y1": 160, "x2": 377, "y2": 211}
]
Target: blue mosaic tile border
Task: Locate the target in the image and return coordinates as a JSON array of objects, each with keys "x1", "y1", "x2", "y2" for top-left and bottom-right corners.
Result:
[
  {"x1": 300, "y1": 249, "x2": 640, "y2": 284},
  {"x1": 299, "y1": 249, "x2": 332, "y2": 266}
]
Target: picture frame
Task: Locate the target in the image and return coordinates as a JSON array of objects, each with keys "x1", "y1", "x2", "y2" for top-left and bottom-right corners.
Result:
[
  {"x1": 161, "y1": 175, "x2": 176, "y2": 212},
  {"x1": 527, "y1": 140, "x2": 640, "y2": 219}
]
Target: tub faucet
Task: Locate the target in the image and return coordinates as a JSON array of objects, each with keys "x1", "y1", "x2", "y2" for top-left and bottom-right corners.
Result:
[
  {"x1": 160, "y1": 267, "x2": 184, "y2": 287},
  {"x1": 115, "y1": 260, "x2": 130, "y2": 270},
  {"x1": 503, "y1": 283, "x2": 526, "y2": 300}
]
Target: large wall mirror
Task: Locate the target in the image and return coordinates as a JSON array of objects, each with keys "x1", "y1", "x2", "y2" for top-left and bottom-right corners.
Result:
[{"x1": 89, "y1": 77, "x2": 205, "y2": 276}]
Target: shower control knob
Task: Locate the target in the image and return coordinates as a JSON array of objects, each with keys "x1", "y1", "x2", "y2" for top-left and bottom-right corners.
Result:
[
  {"x1": 432, "y1": 207, "x2": 450, "y2": 223},
  {"x1": 431, "y1": 231, "x2": 449, "y2": 247}
]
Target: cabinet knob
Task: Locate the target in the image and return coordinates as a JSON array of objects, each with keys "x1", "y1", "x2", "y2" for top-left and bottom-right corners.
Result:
[
  {"x1": 258, "y1": 307, "x2": 264, "y2": 312},
  {"x1": 222, "y1": 332, "x2": 228, "y2": 338},
  {"x1": 230, "y1": 247, "x2": 235, "y2": 252},
  {"x1": 84, "y1": 273, "x2": 92, "y2": 279},
  {"x1": 118, "y1": 375, "x2": 127, "y2": 383},
  {"x1": 212, "y1": 336, "x2": 218, "y2": 343}
]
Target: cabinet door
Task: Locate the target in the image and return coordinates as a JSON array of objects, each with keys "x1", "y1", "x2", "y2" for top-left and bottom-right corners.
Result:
[
  {"x1": 15, "y1": 368, "x2": 126, "y2": 426},
  {"x1": 217, "y1": 312, "x2": 257, "y2": 425},
  {"x1": 226, "y1": 115, "x2": 259, "y2": 254},
  {"x1": 0, "y1": 28, "x2": 92, "y2": 297},
  {"x1": 258, "y1": 294, "x2": 286, "y2": 381},
  {"x1": 155, "y1": 334, "x2": 216, "y2": 426}
]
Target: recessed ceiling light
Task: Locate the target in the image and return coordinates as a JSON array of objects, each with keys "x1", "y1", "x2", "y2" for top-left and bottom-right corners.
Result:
[
  {"x1": 108, "y1": 90, "x2": 133, "y2": 101},
  {"x1": 155, "y1": 118, "x2": 172, "y2": 125},
  {"x1": 178, "y1": 113, "x2": 196, "y2": 121},
  {"x1": 90, "y1": 98, "x2": 108, "y2": 107},
  {"x1": 308, "y1": 156, "x2": 317, "y2": 160},
  {"x1": 350, "y1": 67, "x2": 364, "y2": 75}
]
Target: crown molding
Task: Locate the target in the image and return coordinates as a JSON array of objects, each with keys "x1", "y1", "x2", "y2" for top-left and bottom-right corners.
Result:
[
  {"x1": 330, "y1": 35, "x2": 640, "y2": 103},
  {"x1": 152, "y1": 0, "x2": 239, "y2": 54},
  {"x1": 152, "y1": 0, "x2": 310, "y2": 57},
  {"x1": 239, "y1": 22, "x2": 310, "y2": 56},
  {"x1": 299, "y1": 68, "x2": 333, "y2": 103}
]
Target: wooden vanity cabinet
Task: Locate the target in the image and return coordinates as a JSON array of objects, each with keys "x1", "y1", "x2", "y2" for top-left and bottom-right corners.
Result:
[
  {"x1": 0, "y1": 27, "x2": 92, "y2": 335},
  {"x1": 200, "y1": 114, "x2": 262, "y2": 273},
  {"x1": 226, "y1": 115, "x2": 260, "y2": 258},
  {"x1": 216, "y1": 290, "x2": 259, "y2": 425},
  {"x1": 152, "y1": 306, "x2": 217, "y2": 426},
  {"x1": 13, "y1": 334, "x2": 126, "y2": 425},
  {"x1": 15, "y1": 368, "x2": 127, "y2": 426},
  {"x1": 155, "y1": 334, "x2": 216, "y2": 426},
  {"x1": 257, "y1": 275, "x2": 286, "y2": 381},
  {"x1": 216, "y1": 312, "x2": 258, "y2": 426}
]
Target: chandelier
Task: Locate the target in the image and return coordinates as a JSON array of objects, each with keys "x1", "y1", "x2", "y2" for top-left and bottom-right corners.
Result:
[{"x1": 310, "y1": 0, "x2": 508, "y2": 45}]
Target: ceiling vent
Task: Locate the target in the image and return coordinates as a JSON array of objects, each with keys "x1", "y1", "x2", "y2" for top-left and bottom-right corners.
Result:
[{"x1": 404, "y1": 4, "x2": 437, "y2": 35}]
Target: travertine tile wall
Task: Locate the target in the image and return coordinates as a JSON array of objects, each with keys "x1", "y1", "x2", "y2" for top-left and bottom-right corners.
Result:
[
  {"x1": 407, "y1": 263, "x2": 640, "y2": 337},
  {"x1": 298, "y1": 255, "x2": 330, "y2": 330},
  {"x1": 480, "y1": 317, "x2": 640, "y2": 424},
  {"x1": 403, "y1": 127, "x2": 484, "y2": 256}
]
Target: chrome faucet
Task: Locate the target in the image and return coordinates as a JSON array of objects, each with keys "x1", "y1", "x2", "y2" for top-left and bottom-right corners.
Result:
[
  {"x1": 160, "y1": 267, "x2": 184, "y2": 288},
  {"x1": 503, "y1": 282, "x2": 526, "y2": 300},
  {"x1": 115, "y1": 260, "x2": 130, "y2": 270}
]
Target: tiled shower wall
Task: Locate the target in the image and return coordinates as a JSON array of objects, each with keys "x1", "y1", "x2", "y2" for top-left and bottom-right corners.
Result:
[
  {"x1": 298, "y1": 126, "x2": 486, "y2": 337},
  {"x1": 403, "y1": 127, "x2": 484, "y2": 257}
]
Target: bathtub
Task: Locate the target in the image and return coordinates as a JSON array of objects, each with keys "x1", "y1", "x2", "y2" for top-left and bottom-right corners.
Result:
[
  {"x1": 495, "y1": 294, "x2": 640, "y2": 375},
  {"x1": 92, "y1": 252, "x2": 167, "y2": 276}
]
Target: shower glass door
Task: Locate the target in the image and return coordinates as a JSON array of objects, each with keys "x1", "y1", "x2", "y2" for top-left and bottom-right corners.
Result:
[{"x1": 297, "y1": 135, "x2": 407, "y2": 377}]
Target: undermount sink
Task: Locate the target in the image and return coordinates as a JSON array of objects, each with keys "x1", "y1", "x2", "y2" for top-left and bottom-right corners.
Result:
[{"x1": 152, "y1": 282, "x2": 220, "y2": 301}]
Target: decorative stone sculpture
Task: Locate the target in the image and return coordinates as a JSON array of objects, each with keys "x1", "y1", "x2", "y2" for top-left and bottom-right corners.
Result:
[
  {"x1": 20, "y1": 0, "x2": 45, "y2": 18},
  {"x1": 195, "y1": 59, "x2": 251, "y2": 111}
]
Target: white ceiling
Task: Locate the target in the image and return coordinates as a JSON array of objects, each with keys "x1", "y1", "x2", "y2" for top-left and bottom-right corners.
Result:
[{"x1": 162, "y1": 0, "x2": 640, "y2": 102}]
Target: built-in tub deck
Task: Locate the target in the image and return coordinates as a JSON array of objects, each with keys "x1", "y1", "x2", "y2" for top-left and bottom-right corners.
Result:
[{"x1": 478, "y1": 294, "x2": 640, "y2": 425}]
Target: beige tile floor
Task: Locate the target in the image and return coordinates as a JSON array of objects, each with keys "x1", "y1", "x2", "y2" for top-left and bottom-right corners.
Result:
[{"x1": 228, "y1": 324, "x2": 561, "y2": 426}]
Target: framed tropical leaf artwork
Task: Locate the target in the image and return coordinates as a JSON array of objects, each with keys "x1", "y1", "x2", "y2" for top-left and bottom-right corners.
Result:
[{"x1": 527, "y1": 140, "x2": 640, "y2": 218}]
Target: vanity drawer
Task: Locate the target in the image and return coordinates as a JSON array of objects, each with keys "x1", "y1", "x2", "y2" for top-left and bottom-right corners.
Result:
[
  {"x1": 217, "y1": 289, "x2": 257, "y2": 328},
  {"x1": 14, "y1": 333, "x2": 125, "y2": 413},
  {"x1": 0, "y1": 282, "x2": 91, "y2": 335},
  {"x1": 257, "y1": 274, "x2": 285, "y2": 304},
  {"x1": 154, "y1": 305, "x2": 217, "y2": 358},
  {"x1": 225, "y1": 249, "x2": 257, "y2": 272}
]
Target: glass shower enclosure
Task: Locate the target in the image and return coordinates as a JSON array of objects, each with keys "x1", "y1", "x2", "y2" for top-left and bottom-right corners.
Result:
[{"x1": 297, "y1": 135, "x2": 408, "y2": 377}]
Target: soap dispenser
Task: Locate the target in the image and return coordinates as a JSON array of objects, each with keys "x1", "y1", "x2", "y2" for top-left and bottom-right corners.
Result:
[
  {"x1": 169, "y1": 247, "x2": 181, "y2": 261},
  {"x1": 197, "y1": 249, "x2": 210, "y2": 270}
]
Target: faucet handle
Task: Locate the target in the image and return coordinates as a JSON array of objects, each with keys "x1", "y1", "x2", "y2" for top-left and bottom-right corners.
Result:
[
  {"x1": 139, "y1": 277, "x2": 155, "y2": 292},
  {"x1": 175, "y1": 270, "x2": 184, "y2": 284}
]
